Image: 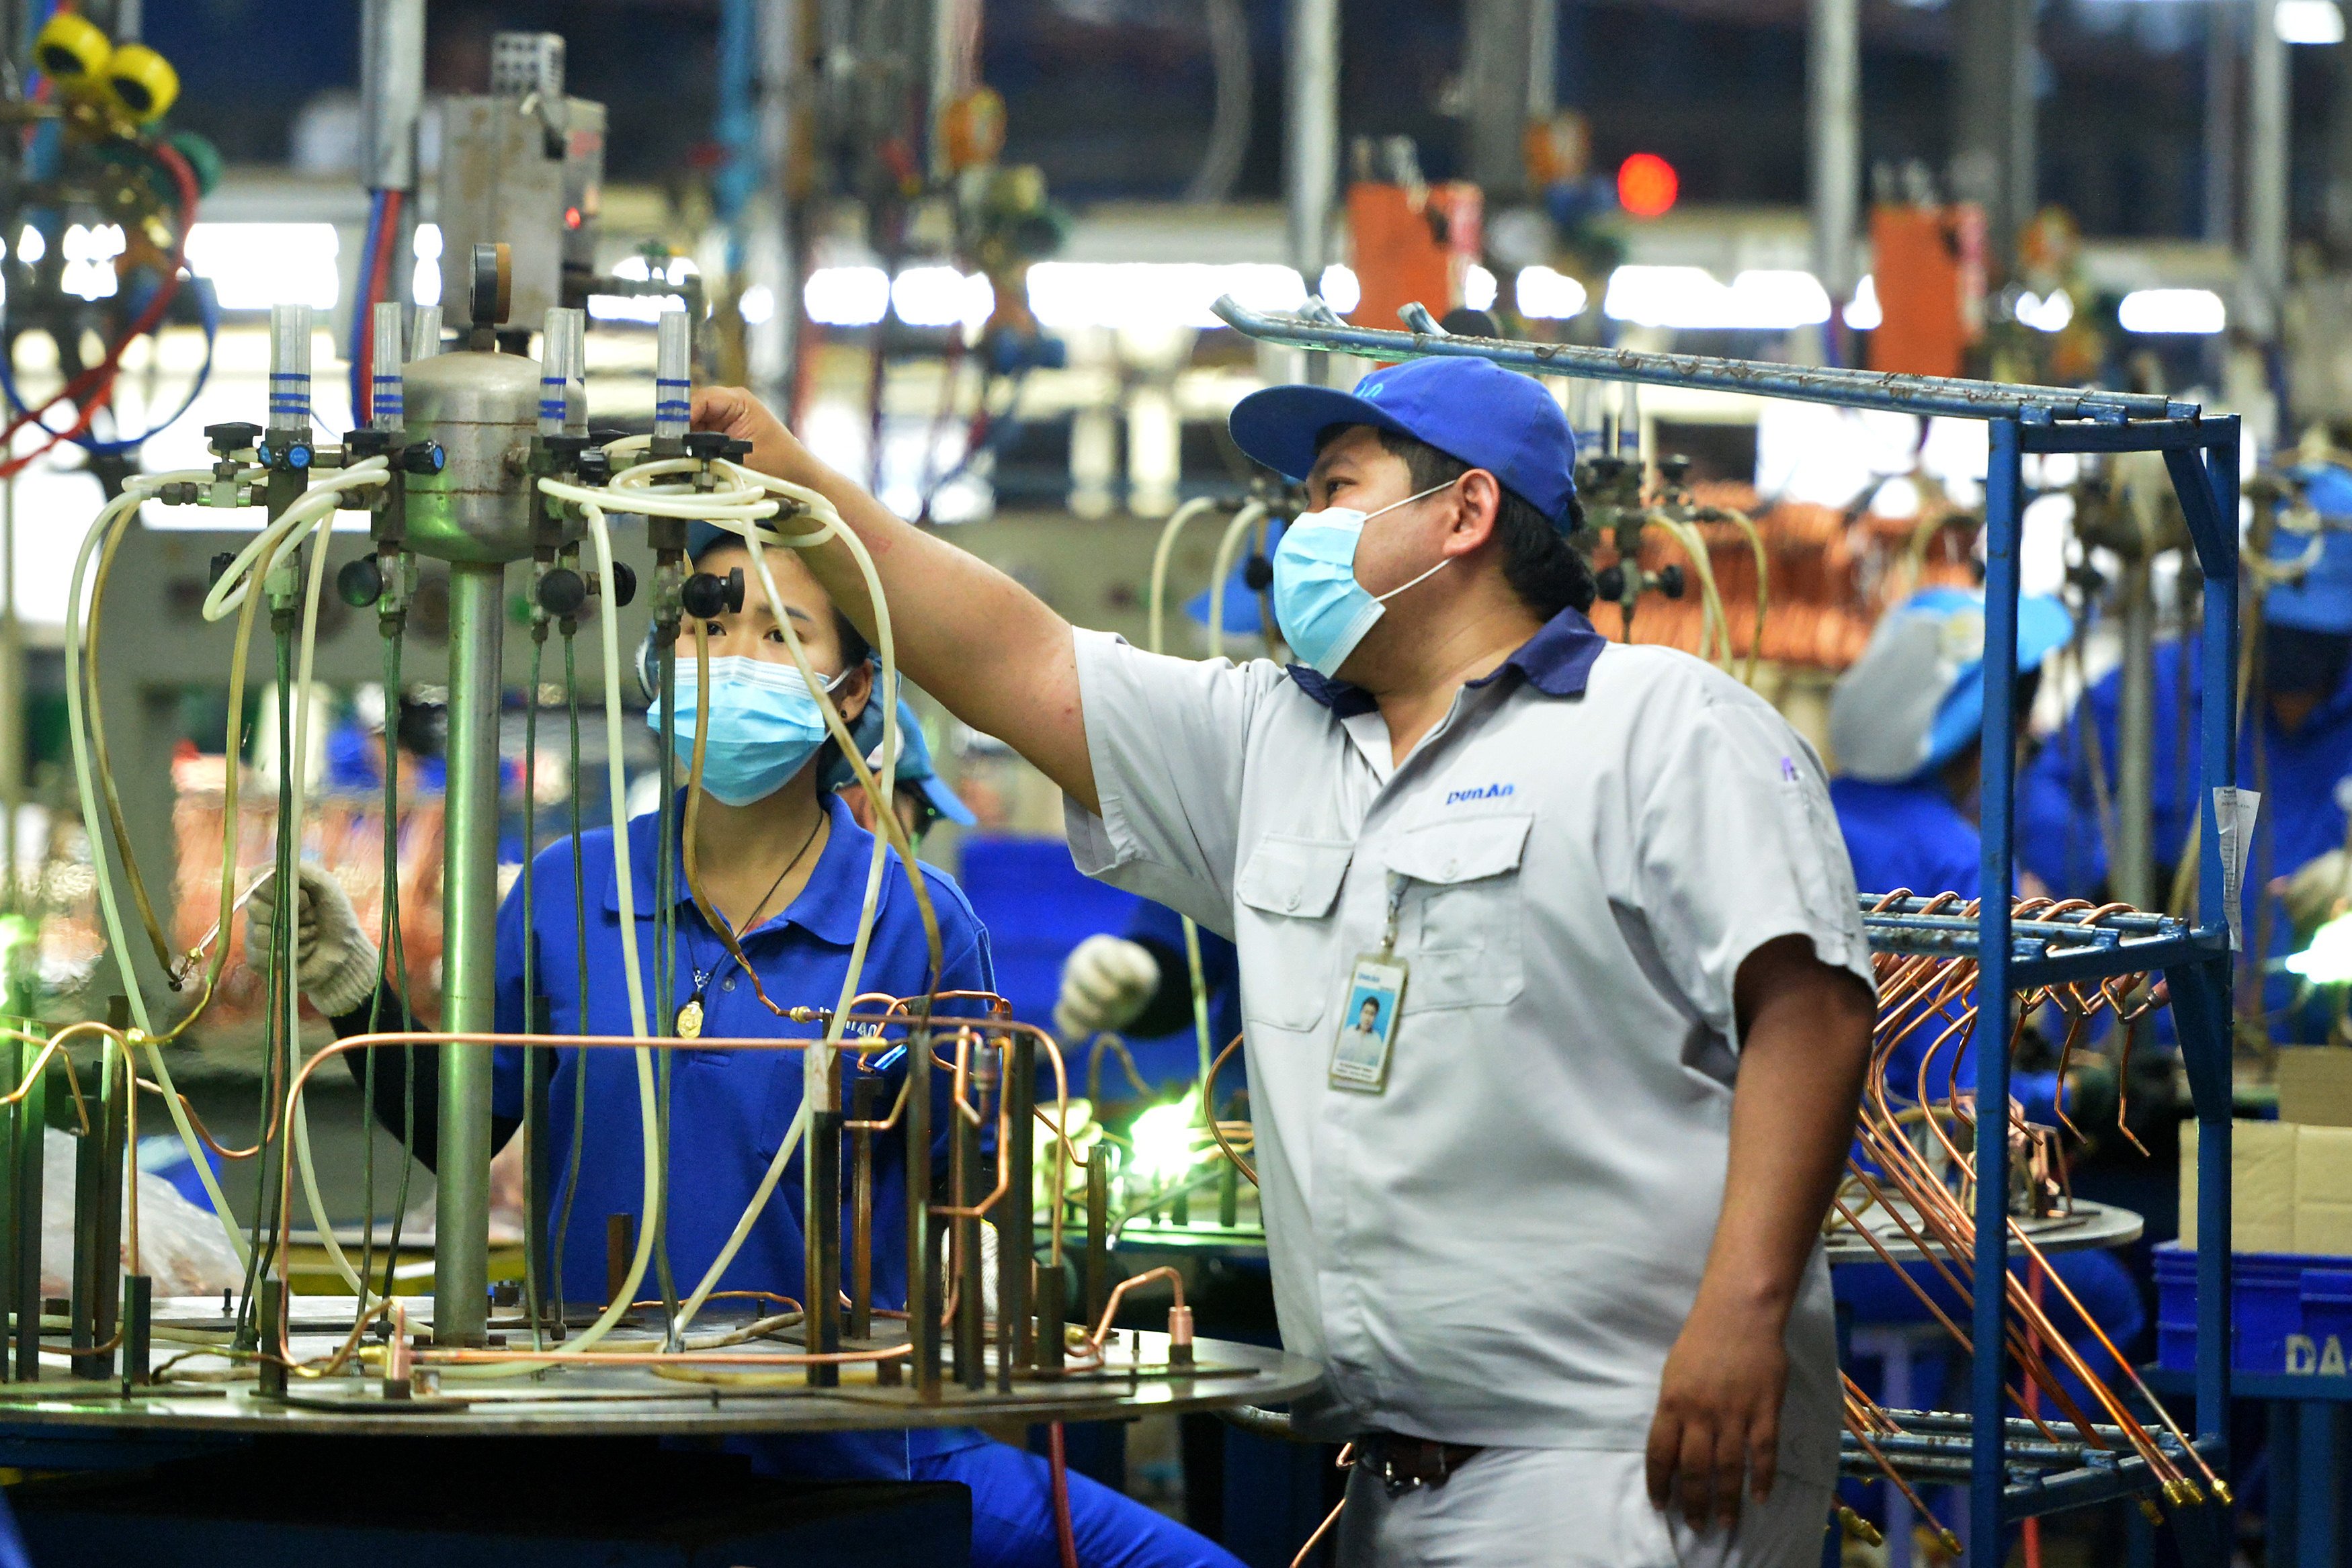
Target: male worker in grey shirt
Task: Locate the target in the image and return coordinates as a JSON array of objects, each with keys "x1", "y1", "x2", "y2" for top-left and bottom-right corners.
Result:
[{"x1": 694, "y1": 354, "x2": 1876, "y2": 1567}]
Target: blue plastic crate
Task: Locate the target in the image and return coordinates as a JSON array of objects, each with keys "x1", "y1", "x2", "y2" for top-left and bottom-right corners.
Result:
[{"x1": 2154, "y1": 1242, "x2": 2352, "y2": 1377}]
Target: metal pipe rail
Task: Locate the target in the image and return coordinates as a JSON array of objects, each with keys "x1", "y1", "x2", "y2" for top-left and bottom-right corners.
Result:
[
  {"x1": 1208, "y1": 298, "x2": 2199, "y2": 423},
  {"x1": 1858, "y1": 895, "x2": 2229, "y2": 986}
]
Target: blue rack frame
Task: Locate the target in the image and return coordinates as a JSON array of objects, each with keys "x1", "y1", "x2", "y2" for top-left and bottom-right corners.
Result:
[{"x1": 1214, "y1": 299, "x2": 2242, "y2": 1559}]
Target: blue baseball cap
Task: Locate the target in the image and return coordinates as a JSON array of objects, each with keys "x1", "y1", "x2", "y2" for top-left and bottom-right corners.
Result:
[
  {"x1": 822, "y1": 695, "x2": 977, "y2": 826},
  {"x1": 2267, "y1": 464, "x2": 2352, "y2": 635},
  {"x1": 1830, "y1": 586, "x2": 2074, "y2": 783},
  {"x1": 1226, "y1": 357, "x2": 1579, "y2": 527}
]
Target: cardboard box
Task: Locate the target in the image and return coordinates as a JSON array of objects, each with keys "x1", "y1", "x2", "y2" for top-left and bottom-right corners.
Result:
[
  {"x1": 2279, "y1": 1049, "x2": 2352, "y2": 1129},
  {"x1": 2183, "y1": 1119, "x2": 2352, "y2": 1256},
  {"x1": 2181, "y1": 1119, "x2": 2302, "y2": 1254}
]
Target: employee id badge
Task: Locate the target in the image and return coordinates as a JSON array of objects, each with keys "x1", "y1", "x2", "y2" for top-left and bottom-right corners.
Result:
[{"x1": 1329, "y1": 955, "x2": 1407, "y2": 1093}]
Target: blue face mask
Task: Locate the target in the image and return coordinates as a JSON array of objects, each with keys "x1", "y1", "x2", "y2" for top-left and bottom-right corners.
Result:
[
  {"x1": 646, "y1": 655, "x2": 851, "y2": 808},
  {"x1": 1271, "y1": 481, "x2": 1454, "y2": 677}
]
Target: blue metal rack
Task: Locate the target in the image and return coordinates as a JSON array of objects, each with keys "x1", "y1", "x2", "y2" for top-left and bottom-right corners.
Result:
[{"x1": 1214, "y1": 298, "x2": 2242, "y2": 1561}]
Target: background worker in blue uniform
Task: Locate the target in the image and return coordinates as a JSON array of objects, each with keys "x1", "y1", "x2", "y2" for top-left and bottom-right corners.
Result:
[
  {"x1": 1824, "y1": 586, "x2": 2145, "y2": 1415},
  {"x1": 2019, "y1": 468, "x2": 2352, "y2": 1041},
  {"x1": 827, "y1": 691, "x2": 979, "y2": 844},
  {"x1": 251, "y1": 524, "x2": 1245, "y2": 1568}
]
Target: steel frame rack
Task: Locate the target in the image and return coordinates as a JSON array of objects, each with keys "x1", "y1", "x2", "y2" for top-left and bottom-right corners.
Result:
[{"x1": 1215, "y1": 298, "x2": 2242, "y2": 1561}]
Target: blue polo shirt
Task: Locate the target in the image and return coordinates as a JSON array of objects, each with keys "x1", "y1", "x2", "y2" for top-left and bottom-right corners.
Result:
[{"x1": 489, "y1": 789, "x2": 995, "y2": 1472}]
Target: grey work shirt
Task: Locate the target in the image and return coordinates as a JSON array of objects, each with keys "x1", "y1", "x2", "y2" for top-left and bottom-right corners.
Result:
[{"x1": 1064, "y1": 607, "x2": 1874, "y2": 1481}]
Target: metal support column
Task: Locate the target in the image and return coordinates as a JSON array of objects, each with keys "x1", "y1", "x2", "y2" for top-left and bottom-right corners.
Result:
[
  {"x1": 1809, "y1": 0, "x2": 1861, "y2": 326},
  {"x1": 2116, "y1": 560, "x2": 2156, "y2": 910},
  {"x1": 360, "y1": 0, "x2": 426, "y2": 195},
  {"x1": 433, "y1": 560, "x2": 504, "y2": 1346},
  {"x1": 1286, "y1": 0, "x2": 1339, "y2": 355},
  {"x1": 1464, "y1": 0, "x2": 1534, "y2": 201},
  {"x1": 2207, "y1": 1, "x2": 2239, "y2": 246},
  {"x1": 1968, "y1": 417, "x2": 2024, "y2": 1552},
  {"x1": 1951, "y1": 0, "x2": 2035, "y2": 273},
  {"x1": 2248, "y1": 0, "x2": 2289, "y2": 339}
]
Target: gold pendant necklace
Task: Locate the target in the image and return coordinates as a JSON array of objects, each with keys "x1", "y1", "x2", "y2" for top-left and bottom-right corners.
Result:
[
  {"x1": 672, "y1": 811, "x2": 825, "y2": 1041},
  {"x1": 675, "y1": 996, "x2": 704, "y2": 1039}
]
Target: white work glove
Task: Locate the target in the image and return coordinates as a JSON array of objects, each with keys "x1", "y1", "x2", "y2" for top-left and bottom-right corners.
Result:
[
  {"x1": 245, "y1": 864, "x2": 382, "y2": 1018},
  {"x1": 1053, "y1": 934, "x2": 1160, "y2": 1042}
]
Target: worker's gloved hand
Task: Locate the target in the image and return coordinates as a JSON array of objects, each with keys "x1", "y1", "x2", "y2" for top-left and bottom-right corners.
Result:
[
  {"x1": 2279, "y1": 848, "x2": 2352, "y2": 933},
  {"x1": 1054, "y1": 935, "x2": 1161, "y2": 1042},
  {"x1": 245, "y1": 865, "x2": 381, "y2": 1018}
]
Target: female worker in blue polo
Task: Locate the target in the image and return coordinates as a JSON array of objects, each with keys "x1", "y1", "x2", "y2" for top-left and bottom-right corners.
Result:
[{"x1": 252, "y1": 524, "x2": 1242, "y2": 1568}]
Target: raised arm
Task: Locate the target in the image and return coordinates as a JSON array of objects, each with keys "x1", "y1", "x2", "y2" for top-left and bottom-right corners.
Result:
[{"x1": 691, "y1": 387, "x2": 1099, "y2": 814}]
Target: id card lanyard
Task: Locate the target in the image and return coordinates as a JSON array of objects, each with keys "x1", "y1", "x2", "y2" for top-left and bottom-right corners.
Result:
[{"x1": 1330, "y1": 872, "x2": 1410, "y2": 1094}]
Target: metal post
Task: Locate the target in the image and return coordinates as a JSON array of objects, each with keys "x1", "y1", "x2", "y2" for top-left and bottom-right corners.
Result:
[
  {"x1": 746, "y1": 0, "x2": 798, "y2": 410},
  {"x1": 433, "y1": 560, "x2": 504, "y2": 1347},
  {"x1": 1085, "y1": 1149, "x2": 1110, "y2": 1330},
  {"x1": 850, "y1": 1075, "x2": 876, "y2": 1342},
  {"x1": 1951, "y1": 0, "x2": 2035, "y2": 274},
  {"x1": 806, "y1": 1045, "x2": 841, "y2": 1388},
  {"x1": 908, "y1": 1020, "x2": 939, "y2": 1400},
  {"x1": 1286, "y1": 0, "x2": 1340, "y2": 334},
  {"x1": 2115, "y1": 560, "x2": 2156, "y2": 910},
  {"x1": 1526, "y1": 0, "x2": 1556, "y2": 120},
  {"x1": 1970, "y1": 416, "x2": 2024, "y2": 1549},
  {"x1": 1808, "y1": 0, "x2": 1861, "y2": 322},
  {"x1": 11, "y1": 1033, "x2": 42, "y2": 1382},
  {"x1": 1464, "y1": 0, "x2": 1533, "y2": 201},
  {"x1": 2249, "y1": 0, "x2": 2289, "y2": 339},
  {"x1": 952, "y1": 1075, "x2": 985, "y2": 1390},
  {"x1": 2207, "y1": 1, "x2": 2238, "y2": 245},
  {"x1": 998, "y1": 1035, "x2": 1034, "y2": 1390},
  {"x1": 360, "y1": 0, "x2": 427, "y2": 194}
]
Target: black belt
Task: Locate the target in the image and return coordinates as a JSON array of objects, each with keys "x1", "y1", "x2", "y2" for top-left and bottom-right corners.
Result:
[{"x1": 1360, "y1": 1432, "x2": 1486, "y2": 1497}]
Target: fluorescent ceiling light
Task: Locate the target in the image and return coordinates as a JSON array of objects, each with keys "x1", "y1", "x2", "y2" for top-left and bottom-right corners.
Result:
[
  {"x1": 2117, "y1": 288, "x2": 2226, "y2": 335},
  {"x1": 739, "y1": 284, "x2": 775, "y2": 326},
  {"x1": 1318, "y1": 263, "x2": 1360, "y2": 314},
  {"x1": 804, "y1": 265, "x2": 890, "y2": 327},
  {"x1": 1603, "y1": 265, "x2": 1830, "y2": 331},
  {"x1": 1843, "y1": 274, "x2": 1882, "y2": 331},
  {"x1": 2015, "y1": 289, "x2": 2073, "y2": 333},
  {"x1": 1516, "y1": 265, "x2": 1589, "y2": 320},
  {"x1": 2278, "y1": 0, "x2": 2345, "y2": 44},
  {"x1": 1464, "y1": 264, "x2": 1497, "y2": 312},
  {"x1": 183, "y1": 222, "x2": 340, "y2": 311},
  {"x1": 891, "y1": 265, "x2": 994, "y2": 330},
  {"x1": 1025, "y1": 261, "x2": 1304, "y2": 331}
]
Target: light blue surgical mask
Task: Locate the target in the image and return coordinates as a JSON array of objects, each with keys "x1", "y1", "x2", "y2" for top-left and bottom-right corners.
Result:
[
  {"x1": 647, "y1": 655, "x2": 851, "y2": 807},
  {"x1": 1270, "y1": 481, "x2": 1455, "y2": 677}
]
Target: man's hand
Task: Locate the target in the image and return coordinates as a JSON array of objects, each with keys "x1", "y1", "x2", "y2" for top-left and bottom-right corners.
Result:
[
  {"x1": 1645, "y1": 1287, "x2": 1788, "y2": 1530},
  {"x1": 1643, "y1": 933, "x2": 1872, "y2": 1529},
  {"x1": 691, "y1": 386, "x2": 807, "y2": 482}
]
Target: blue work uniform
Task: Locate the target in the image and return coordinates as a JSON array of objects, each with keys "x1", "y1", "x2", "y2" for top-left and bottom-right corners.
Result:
[
  {"x1": 491, "y1": 791, "x2": 1241, "y2": 1568},
  {"x1": 1829, "y1": 775, "x2": 2144, "y2": 1413},
  {"x1": 1118, "y1": 900, "x2": 1243, "y2": 1091},
  {"x1": 2019, "y1": 638, "x2": 2352, "y2": 1039}
]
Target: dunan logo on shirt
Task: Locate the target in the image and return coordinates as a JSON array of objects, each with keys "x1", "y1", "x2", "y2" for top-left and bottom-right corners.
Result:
[{"x1": 1445, "y1": 782, "x2": 1515, "y2": 805}]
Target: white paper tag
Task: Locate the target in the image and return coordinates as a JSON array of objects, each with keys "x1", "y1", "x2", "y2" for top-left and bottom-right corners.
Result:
[{"x1": 2214, "y1": 785, "x2": 2263, "y2": 951}]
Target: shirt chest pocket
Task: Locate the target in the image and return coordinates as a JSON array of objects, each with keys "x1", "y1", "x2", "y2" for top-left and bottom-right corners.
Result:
[
  {"x1": 1387, "y1": 814, "x2": 1532, "y2": 1012},
  {"x1": 1233, "y1": 835, "x2": 1354, "y2": 1033}
]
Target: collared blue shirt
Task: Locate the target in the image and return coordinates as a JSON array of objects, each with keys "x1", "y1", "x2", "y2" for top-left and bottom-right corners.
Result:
[
  {"x1": 1285, "y1": 603, "x2": 1609, "y2": 715},
  {"x1": 1831, "y1": 773, "x2": 2060, "y2": 1128},
  {"x1": 489, "y1": 789, "x2": 994, "y2": 1471}
]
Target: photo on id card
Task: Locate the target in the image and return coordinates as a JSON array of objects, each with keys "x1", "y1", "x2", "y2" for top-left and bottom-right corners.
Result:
[{"x1": 1330, "y1": 957, "x2": 1406, "y2": 1092}]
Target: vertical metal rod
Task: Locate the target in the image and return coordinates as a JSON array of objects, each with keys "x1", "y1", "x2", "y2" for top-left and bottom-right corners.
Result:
[
  {"x1": 1085, "y1": 1150, "x2": 1109, "y2": 1330},
  {"x1": 118, "y1": 1274, "x2": 150, "y2": 1390},
  {"x1": 1808, "y1": 0, "x2": 1861, "y2": 322},
  {"x1": 806, "y1": 1049, "x2": 842, "y2": 1388},
  {"x1": 257, "y1": 1279, "x2": 286, "y2": 1397},
  {"x1": 1286, "y1": 0, "x2": 1339, "y2": 346},
  {"x1": 12, "y1": 1032, "x2": 42, "y2": 1383},
  {"x1": 1525, "y1": 0, "x2": 1557, "y2": 120},
  {"x1": 2248, "y1": 0, "x2": 2289, "y2": 338},
  {"x1": 2197, "y1": 426, "x2": 2241, "y2": 1452},
  {"x1": 849, "y1": 1075, "x2": 876, "y2": 1341},
  {"x1": 1034, "y1": 1256, "x2": 1065, "y2": 1373},
  {"x1": 523, "y1": 995, "x2": 553, "y2": 1331},
  {"x1": 908, "y1": 1021, "x2": 939, "y2": 1399},
  {"x1": 1970, "y1": 417, "x2": 2024, "y2": 1551},
  {"x1": 999, "y1": 1035, "x2": 1034, "y2": 1389},
  {"x1": 371, "y1": 302, "x2": 407, "y2": 434},
  {"x1": 0, "y1": 1035, "x2": 19, "y2": 1382},
  {"x1": 360, "y1": 0, "x2": 427, "y2": 193},
  {"x1": 268, "y1": 304, "x2": 313, "y2": 438},
  {"x1": 432, "y1": 560, "x2": 504, "y2": 1346},
  {"x1": 2115, "y1": 560, "x2": 2156, "y2": 910},
  {"x1": 952, "y1": 1088, "x2": 984, "y2": 1389},
  {"x1": 75, "y1": 1011, "x2": 126, "y2": 1380},
  {"x1": 2206, "y1": 1, "x2": 2239, "y2": 245}
]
